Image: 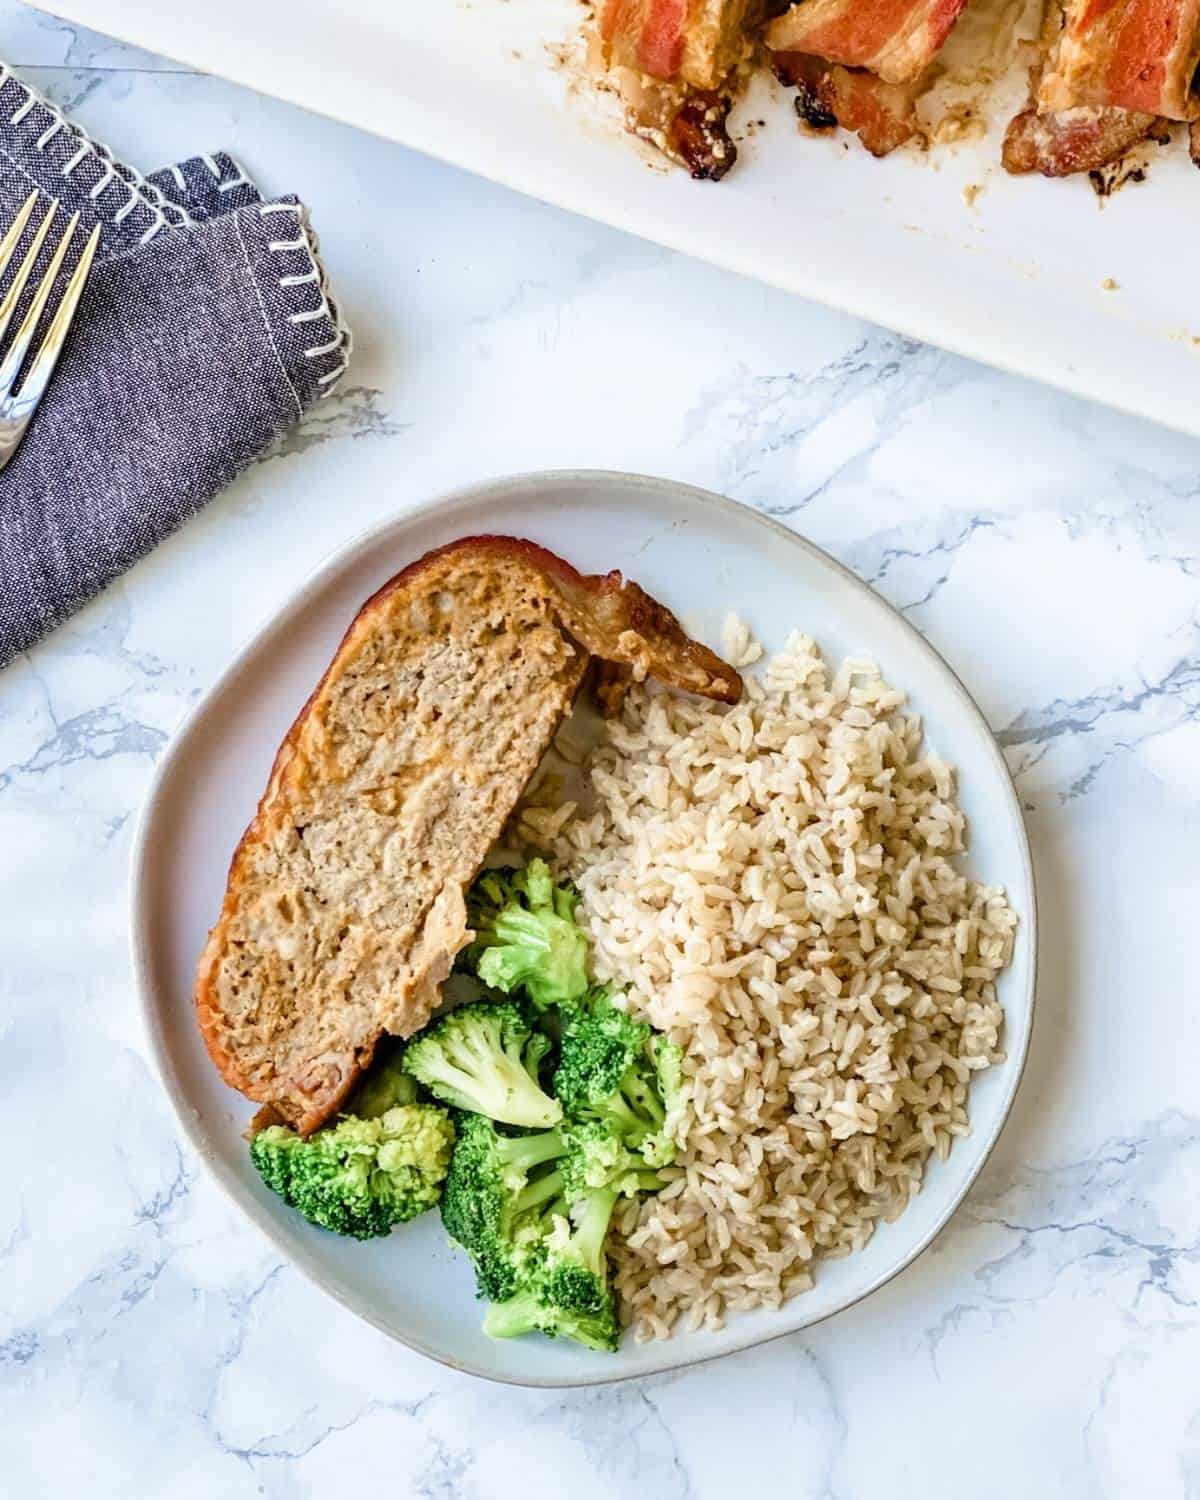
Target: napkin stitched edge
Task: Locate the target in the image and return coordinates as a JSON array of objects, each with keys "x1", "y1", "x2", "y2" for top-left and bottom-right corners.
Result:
[
  {"x1": 0, "y1": 60, "x2": 188, "y2": 250},
  {"x1": 0, "y1": 61, "x2": 353, "y2": 397}
]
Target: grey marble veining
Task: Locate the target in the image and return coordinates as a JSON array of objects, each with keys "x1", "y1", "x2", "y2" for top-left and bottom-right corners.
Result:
[{"x1": 2, "y1": 6, "x2": 1199, "y2": 1495}]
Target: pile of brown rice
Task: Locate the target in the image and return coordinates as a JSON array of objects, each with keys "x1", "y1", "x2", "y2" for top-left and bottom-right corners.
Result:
[{"x1": 516, "y1": 620, "x2": 1016, "y2": 1343}]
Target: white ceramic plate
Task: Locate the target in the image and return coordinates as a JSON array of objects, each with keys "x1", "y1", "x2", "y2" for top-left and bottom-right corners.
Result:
[
  {"x1": 130, "y1": 471, "x2": 1036, "y2": 1386},
  {"x1": 37, "y1": 0, "x2": 1200, "y2": 435}
]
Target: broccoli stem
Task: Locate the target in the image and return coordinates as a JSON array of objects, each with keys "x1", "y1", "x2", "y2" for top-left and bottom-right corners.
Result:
[
  {"x1": 569, "y1": 1186, "x2": 620, "y2": 1274},
  {"x1": 620, "y1": 1072, "x2": 666, "y2": 1130},
  {"x1": 481, "y1": 1288, "x2": 543, "y2": 1341},
  {"x1": 514, "y1": 1168, "x2": 565, "y2": 1217},
  {"x1": 496, "y1": 1128, "x2": 565, "y2": 1177},
  {"x1": 598, "y1": 1082, "x2": 664, "y2": 1146},
  {"x1": 629, "y1": 1169, "x2": 667, "y2": 1194},
  {"x1": 433, "y1": 1053, "x2": 561, "y2": 1128}
]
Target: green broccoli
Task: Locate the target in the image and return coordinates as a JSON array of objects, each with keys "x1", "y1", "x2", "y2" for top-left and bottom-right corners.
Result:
[
  {"x1": 553, "y1": 987, "x2": 647, "y2": 1111},
  {"x1": 561, "y1": 1118, "x2": 666, "y2": 1201},
  {"x1": 482, "y1": 1187, "x2": 621, "y2": 1352},
  {"x1": 464, "y1": 860, "x2": 590, "y2": 1011},
  {"x1": 439, "y1": 1111, "x2": 570, "y2": 1301},
  {"x1": 402, "y1": 999, "x2": 562, "y2": 1128},
  {"x1": 250, "y1": 1104, "x2": 454, "y2": 1239},
  {"x1": 554, "y1": 989, "x2": 682, "y2": 1168},
  {"x1": 345, "y1": 1042, "x2": 419, "y2": 1118},
  {"x1": 654, "y1": 1034, "x2": 684, "y2": 1124}
]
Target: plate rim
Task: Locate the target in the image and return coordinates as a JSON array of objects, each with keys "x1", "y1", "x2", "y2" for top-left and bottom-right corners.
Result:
[{"x1": 128, "y1": 468, "x2": 1039, "y2": 1387}]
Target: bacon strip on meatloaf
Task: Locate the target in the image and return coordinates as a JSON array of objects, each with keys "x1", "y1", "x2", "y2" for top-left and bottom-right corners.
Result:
[
  {"x1": 1039, "y1": 0, "x2": 1200, "y2": 119},
  {"x1": 766, "y1": 0, "x2": 969, "y2": 85}
]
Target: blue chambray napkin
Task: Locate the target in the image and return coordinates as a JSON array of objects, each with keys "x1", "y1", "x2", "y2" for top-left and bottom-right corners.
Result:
[{"x1": 0, "y1": 61, "x2": 353, "y2": 667}]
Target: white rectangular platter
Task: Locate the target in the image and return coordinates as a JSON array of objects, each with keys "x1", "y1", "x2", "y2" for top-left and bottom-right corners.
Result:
[{"x1": 38, "y1": 0, "x2": 1200, "y2": 434}]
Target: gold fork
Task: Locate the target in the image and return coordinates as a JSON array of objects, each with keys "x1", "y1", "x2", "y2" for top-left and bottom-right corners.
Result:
[{"x1": 0, "y1": 190, "x2": 100, "y2": 473}]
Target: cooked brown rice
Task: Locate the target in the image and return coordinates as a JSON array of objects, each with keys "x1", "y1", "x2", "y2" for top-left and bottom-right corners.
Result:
[{"x1": 516, "y1": 619, "x2": 1016, "y2": 1343}]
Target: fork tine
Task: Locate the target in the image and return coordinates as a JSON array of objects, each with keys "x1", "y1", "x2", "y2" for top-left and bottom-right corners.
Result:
[
  {"x1": 0, "y1": 196, "x2": 58, "y2": 350},
  {"x1": 0, "y1": 191, "x2": 39, "y2": 281},
  {"x1": 5, "y1": 222, "x2": 100, "y2": 425},
  {"x1": 0, "y1": 209, "x2": 79, "y2": 403}
]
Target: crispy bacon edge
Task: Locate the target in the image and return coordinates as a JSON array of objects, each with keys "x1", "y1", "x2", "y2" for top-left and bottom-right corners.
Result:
[
  {"x1": 773, "y1": 51, "x2": 921, "y2": 156},
  {"x1": 1002, "y1": 104, "x2": 1164, "y2": 176},
  {"x1": 664, "y1": 88, "x2": 739, "y2": 178}
]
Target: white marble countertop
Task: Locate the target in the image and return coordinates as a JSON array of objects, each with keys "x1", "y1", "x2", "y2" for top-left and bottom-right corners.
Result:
[{"x1": 3, "y1": 6, "x2": 1199, "y2": 1495}]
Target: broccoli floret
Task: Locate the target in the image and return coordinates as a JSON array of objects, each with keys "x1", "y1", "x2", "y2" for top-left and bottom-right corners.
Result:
[
  {"x1": 553, "y1": 987, "x2": 649, "y2": 1113},
  {"x1": 464, "y1": 860, "x2": 590, "y2": 1011},
  {"x1": 439, "y1": 1111, "x2": 570, "y2": 1301},
  {"x1": 441, "y1": 1114, "x2": 657, "y2": 1305},
  {"x1": 561, "y1": 1118, "x2": 665, "y2": 1201},
  {"x1": 553, "y1": 990, "x2": 680, "y2": 1167},
  {"x1": 403, "y1": 1000, "x2": 562, "y2": 1128},
  {"x1": 482, "y1": 1187, "x2": 621, "y2": 1352},
  {"x1": 250, "y1": 1105, "x2": 454, "y2": 1239},
  {"x1": 345, "y1": 1043, "x2": 419, "y2": 1118}
]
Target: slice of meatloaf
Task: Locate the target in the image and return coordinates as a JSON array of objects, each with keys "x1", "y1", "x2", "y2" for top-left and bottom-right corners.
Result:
[{"x1": 195, "y1": 536, "x2": 741, "y2": 1135}]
